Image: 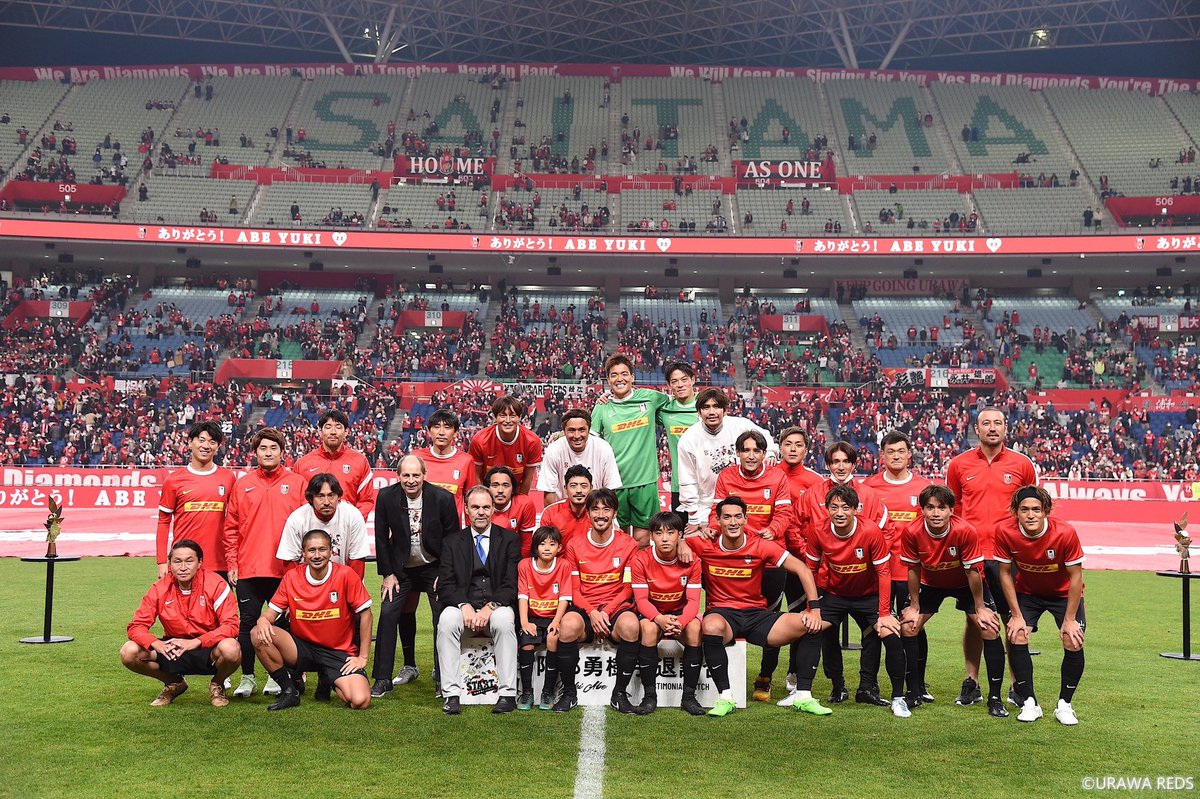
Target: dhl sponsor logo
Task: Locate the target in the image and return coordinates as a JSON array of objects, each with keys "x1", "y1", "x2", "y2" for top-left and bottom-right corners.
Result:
[
  {"x1": 529, "y1": 598, "x2": 560, "y2": 613},
  {"x1": 888, "y1": 511, "x2": 919, "y2": 522},
  {"x1": 431, "y1": 481, "x2": 459, "y2": 494},
  {"x1": 708, "y1": 566, "x2": 752, "y2": 578},
  {"x1": 669, "y1": 425, "x2": 689, "y2": 436},
  {"x1": 649, "y1": 590, "x2": 684, "y2": 604},
  {"x1": 579, "y1": 572, "x2": 619, "y2": 584},
  {"x1": 182, "y1": 501, "x2": 225, "y2": 512},
  {"x1": 829, "y1": 562, "x2": 868, "y2": 574},
  {"x1": 611, "y1": 417, "x2": 649, "y2": 433},
  {"x1": 295, "y1": 608, "x2": 341, "y2": 621},
  {"x1": 746, "y1": 504, "x2": 772, "y2": 514},
  {"x1": 1016, "y1": 561, "x2": 1060, "y2": 574},
  {"x1": 925, "y1": 560, "x2": 963, "y2": 571}
]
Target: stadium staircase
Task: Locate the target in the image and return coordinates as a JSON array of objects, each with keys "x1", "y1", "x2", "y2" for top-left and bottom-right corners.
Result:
[
  {"x1": 355, "y1": 299, "x2": 384, "y2": 349},
  {"x1": 836, "y1": 297, "x2": 871, "y2": 354},
  {"x1": 497, "y1": 80, "x2": 519, "y2": 174},
  {"x1": 268, "y1": 79, "x2": 311, "y2": 168},
  {"x1": 711, "y1": 81, "x2": 732, "y2": 175},
  {"x1": 1036, "y1": 92, "x2": 1103, "y2": 211},
  {"x1": 606, "y1": 82, "x2": 622, "y2": 177}
]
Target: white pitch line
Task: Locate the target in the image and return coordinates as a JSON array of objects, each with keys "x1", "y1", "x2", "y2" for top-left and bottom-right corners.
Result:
[{"x1": 573, "y1": 705, "x2": 607, "y2": 799}]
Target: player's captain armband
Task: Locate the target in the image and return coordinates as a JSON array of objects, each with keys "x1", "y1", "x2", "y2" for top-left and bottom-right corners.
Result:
[{"x1": 623, "y1": 567, "x2": 632, "y2": 583}]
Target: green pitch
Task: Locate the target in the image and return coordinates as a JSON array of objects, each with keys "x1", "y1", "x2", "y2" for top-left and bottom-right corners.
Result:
[{"x1": 1, "y1": 559, "x2": 1195, "y2": 799}]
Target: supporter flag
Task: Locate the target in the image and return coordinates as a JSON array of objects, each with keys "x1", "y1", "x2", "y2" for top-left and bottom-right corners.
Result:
[{"x1": 461, "y1": 379, "x2": 499, "y2": 393}]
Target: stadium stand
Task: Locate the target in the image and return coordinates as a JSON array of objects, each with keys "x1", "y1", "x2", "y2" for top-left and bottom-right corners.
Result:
[
  {"x1": 0, "y1": 79, "x2": 70, "y2": 175},
  {"x1": 516, "y1": 76, "x2": 609, "y2": 173},
  {"x1": 619, "y1": 187, "x2": 728, "y2": 233},
  {"x1": 162, "y1": 76, "x2": 301, "y2": 168},
  {"x1": 723, "y1": 76, "x2": 831, "y2": 163},
  {"x1": 284, "y1": 74, "x2": 410, "y2": 170},
  {"x1": 379, "y1": 183, "x2": 484, "y2": 231},
  {"x1": 129, "y1": 175, "x2": 255, "y2": 225},
  {"x1": 852, "y1": 189, "x2": 975, "y2": 234},
  {"x1": 972, "y1": 185, "x2": 1095, "y2": 235},
  {"x1": 252, "y1": 181, "x2": 374, "y2": 227},
  {"x1": 619, "y1": 78, "x2": 723, "y2": 176},
  {"x1": 734, "y1": 189, "x2": 848, "y2": 236},
  {"x1": 824, "y1": 80, "x2": 954, "y2": 175}
]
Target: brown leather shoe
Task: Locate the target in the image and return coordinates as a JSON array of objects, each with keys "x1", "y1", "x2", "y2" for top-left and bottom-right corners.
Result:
[
  {"x1": 150, "y1": 680, "x2": 188, "y2": 707},
  {"x1": 209, "y1": 680, "x2": 229, "y2": 707}
]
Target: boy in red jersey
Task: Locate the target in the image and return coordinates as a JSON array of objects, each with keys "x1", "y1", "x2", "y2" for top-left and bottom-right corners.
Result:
[
  {"x1": 806, "y1": 485, "x2": 909, "y2": 718},
  {"x1": 293, "y1": 409, "x2": 376, "y2": 520},
  {"x1": 253, "y1": 529, "x2": 373, "y2": 711},
  {"x1": 122, "y1": 539, "x2": 240, "y2": 707},
  {"x1": 555, "y1": 488, "x2": 641, "y2": 714},
  {"x1": 899, "y1": 485, "x2": 1008, "y2": 718},
  {"x1": 691, "y1": 496, "x2": 825, "y2": 718},
  {"x1": 413, "y1": 409, "x2": 477, "y2": 523},
  {"x1": 995, "y1": 486, "x2": 1087, "y2": 725},
  {"x1": 630, "y1": 511, "x2": 703, "y2": 716},
  {"x1": 539, "y1": 465, "x2": 595, "y2": 547},
  {"x1": 709, "y1": 429, "x2": 792, "y2": 703},
  {"x1": 486, "y1": 466, "x2": 537, "y2": 557},
  {"x1": 156, "y1": 421, "x2": 237, "y2": 580},
  {"x1": 517, "y1": 525, "x2": 573, "y2": 710},
  {"x1": 224, "y1": 428, "x2": 307, "y2": 699},
  {"x1": 469, "y1": 395, "x2": 543, "y2": 495},
  {"x1": 776, "y1": 426, "x2": 823, "y2": 702}
]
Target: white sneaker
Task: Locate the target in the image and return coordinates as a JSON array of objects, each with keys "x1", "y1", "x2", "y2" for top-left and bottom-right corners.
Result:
[
  {"x1": 784, "y1": 672, "x2": 797, "y2": 693},
  {"x1": 223, "y1": 677, "x2": 232, "y2": 690},
  {"x1": 776, "y1": 689, "x2": 799, "y2": 707},
  {"x1": 1054, "y1": 699, "x2": 1079, "y2": 726},
  {"x1": 262, "y1": 677, "x2": 282, "y2": 696},
  {"x1": 1018, "y1": 697, "x2": 1043, "y2": 722},
  {"x1": 891, "y1": 697, "x2": 912, "y2": 718},
  {"x1": 232, "y1": 674, "x2": 257, "y2": 698}
]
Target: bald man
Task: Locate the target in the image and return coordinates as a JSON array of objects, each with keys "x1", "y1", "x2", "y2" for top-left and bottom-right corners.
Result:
[{"x1": 371, "y1": 455, "x2": 460, "y2": 698}]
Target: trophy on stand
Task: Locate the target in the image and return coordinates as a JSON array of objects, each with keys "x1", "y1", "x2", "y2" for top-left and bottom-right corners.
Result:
[
  {"x1": 44, "y1": 496, "x2": 64, "y2": 558},
  {"x1": 1176, "y1": 512, "x2": 1193, "y2": 575}
]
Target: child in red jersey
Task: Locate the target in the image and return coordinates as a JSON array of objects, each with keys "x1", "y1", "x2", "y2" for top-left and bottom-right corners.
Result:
[{"x1": 517, "y1": 526, "x2": 573, "y2": 710}]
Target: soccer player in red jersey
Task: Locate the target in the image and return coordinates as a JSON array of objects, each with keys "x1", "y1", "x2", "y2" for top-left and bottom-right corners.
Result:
[
  {"x1": 861, "y1": 430, "x2": 933, "y2": 704},
  {"x1": 539, "y1": 464, "x2": 595, "y2": 547},
  {"x1": 156, "y1": 421, "x2": 237, "y2": 580},
  {"x1": 630, "y1": 511, "x2": 703, "y2": 716},
  {"x1": 709, "y1": 429, "x2": 792, "y2": 703},
  {"x1": 122, "y1": 539, "x2": 240, "y2": 707},
  {"x1": 293, "y1": 409, "x2": 377, "y2": 520},
  {"x1": 776, "y1": 426, "x2": 824, "y2": 702},
  {"x1": 555, "y1": 488, "x2": 641, "y2": 714},
  {"x1": 486, "y1": 466, "x2": 537, "y2": 557},
  {"x1": 690, "y1": 496, "x2": 825, "y2": 718},
  {"x1": 469, "y1": 395, "x2": 544, "y2": 495},
  {"x1": 995, "y1": 486, "x2": 1087, "y2": 725},
  {"x1": 223, "y1": 428, "x2": 307, "y2": 699},
  {"x1": 806, "y1": 485, "x2": 910, "y2": 718},
  {"x1": 899, "y1": 485, "x2": 1008, "y2": 718},
  {"x1": 412, "y1": 409, "x2": 477, "y2": 524},
  {"x1": 517, "y1": 525, "x2": 573, "y2": 711},
  {"x1": 945, "y1": 407, "x2": 1037, "y2": 704},
  {"x1": 253, "y1": 529, "x2": 373, "y2": 710}
]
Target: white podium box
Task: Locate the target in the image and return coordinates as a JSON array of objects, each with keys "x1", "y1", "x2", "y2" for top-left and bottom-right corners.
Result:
[{"x1": 457, "y1": 637, "x2": 747, "y2": 708}]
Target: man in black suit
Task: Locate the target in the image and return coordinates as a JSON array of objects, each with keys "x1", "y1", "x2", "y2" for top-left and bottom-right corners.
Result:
[
  {"x1": 437, "y1": 485, "x2": 520, "y2": 715},
  {"x1": 372, "y1": 455, "x2": 459, "y2": 698}
]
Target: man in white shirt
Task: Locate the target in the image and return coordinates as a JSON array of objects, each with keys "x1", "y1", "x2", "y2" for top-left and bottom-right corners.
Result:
[
  {"x1": 677, "y1": 388, "x2": 778, "y2": 534},
  {"x1": 276, "y1": 473, "x2": 371, "y2": 570},
  {"x1": 536, "y1": 409, "x2": 623, "y2": 506}
]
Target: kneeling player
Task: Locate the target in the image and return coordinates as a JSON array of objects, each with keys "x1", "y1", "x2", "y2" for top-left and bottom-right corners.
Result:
[
  {"x1": 900, "y1": 485, "x2": 1008, "y2": 718},
  {"x1": 996, "y1": 485, "x2": 1086, "y2": 725},
  {"x1": 630, "y1": 511, "x2": 703, "y2": 715},
  {"x1": 691, "y1": 497, "x2": 825, "y2": 717},
  {"x1": 253, "y1": 530, "x2": 373, "y2": 711},
  {"x1": 122, "y1": 539, "x2": 240, "y2": 707},
  {"x1": 556, "y1": 488, "x2": 642, "y2": 714},
  {"x1": 517, "y1": 525, "x2": 573, "y2": 711},
  {"x1": 806, "y1": 486, "x2": 910, "y2": 718}
]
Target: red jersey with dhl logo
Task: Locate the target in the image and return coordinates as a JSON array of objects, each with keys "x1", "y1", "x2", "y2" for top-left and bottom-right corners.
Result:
[
  {"x1": 517, "y1": 557, "x2": 574, "y2": 619},
  {"x1": 690, "y1": 534, "x2": 789, "y2": 610},
  {"x1": 861, "y1": 470, "x2": 932, "y2": 581},
  {"x1": 156, "y1": 464, "x2": 238, "y2": 570},
  {"x1": 469, "y1": 424, "x2": 543, "y2": 493},
  {"x1": 806, "y1": 517, "x2": 892, "y2": 615},
  {"x1": 709, "y1": 463, "x2": 792, "y2": 540},
  {"x1": 630, "y1": 547, "x2": 702, "y2": 626},
  {"x1": 899, "y1": 517, "x2": 984, "y2": 590},
  {"x1": 412, "y1": 446, "x2": 477, "y2": 523},
  {"x1": 993, "y1": 516, "x2": 1086, "y2": 599},
  {"x1": 268, "y1": 562, "x2": 372, "y2": 655},
  {"x1": 564, "y1": 530, "x2": 639, "y2": 613}
]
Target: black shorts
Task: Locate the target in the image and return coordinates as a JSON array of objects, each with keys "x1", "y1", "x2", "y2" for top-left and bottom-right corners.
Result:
[
  {"x1": 820, "y1": 593, "x2": 883, "y2": 631},
  {"x1": 157, "y1": 646, "x2": 218, "y2": 676},
  {"x1": 566, "y1": 605, "x2": 637, "y2": 644},
  {"x1": 891, "y1": 580, "x2": 911, "y2": 616},
  {"x1": 292, "y1": 636, "x2": 366, "y2": 685},
  {"x1": 918, "y1": 584, "x2": 997, "y2": 616},
  {"x1": 706, "y1": 607, "x2": 784, "y2": 648},
  {"x1": 519, "y1": 615, "x2": 555, "y2": 647},
  {"x1": 982, "y1": 560, "x2": 1010, "y2": 618},
  {"x1": 1017, "y1": 594, "x2": 1087, "y2": 634}
]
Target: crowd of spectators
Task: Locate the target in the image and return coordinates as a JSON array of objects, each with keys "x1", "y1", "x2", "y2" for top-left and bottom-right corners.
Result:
[{"x1": 487, "y1": 295, "x2": 608, "y2": 381}]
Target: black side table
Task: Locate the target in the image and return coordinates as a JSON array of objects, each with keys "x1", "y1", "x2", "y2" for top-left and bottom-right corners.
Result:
[
  {"x1": 1157, "y1": 570, "x2": 1200, "y2": 661},
  {"x1": 20, "y1": 555, "x2": 79, "y2": 644}
]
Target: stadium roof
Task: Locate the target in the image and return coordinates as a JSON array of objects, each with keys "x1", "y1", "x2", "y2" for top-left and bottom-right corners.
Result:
[{"x1": 0, "y1": 0, "x2": 1196, "y2": 71}]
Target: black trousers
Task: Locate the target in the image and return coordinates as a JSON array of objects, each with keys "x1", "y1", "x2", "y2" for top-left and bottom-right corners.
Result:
[{"x1": 372, "y1": 563, "x2": 441, "y2": 680}]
